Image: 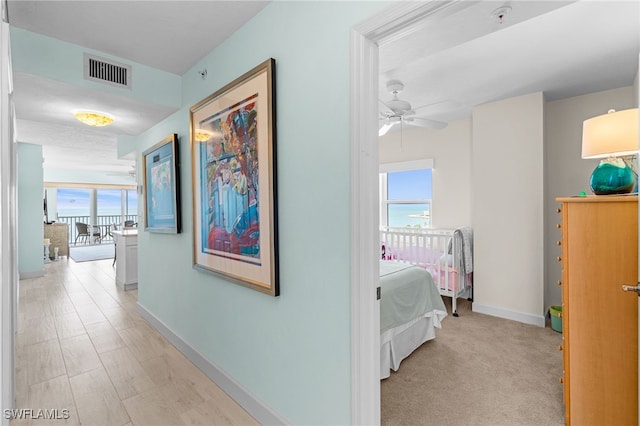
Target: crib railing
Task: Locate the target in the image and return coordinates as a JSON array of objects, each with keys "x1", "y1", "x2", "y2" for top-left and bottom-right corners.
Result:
[
  {"x1": 380, "y1": 226, "x2": 470, "y2": 316},
  {"x1": 380, "y1": 226, "x2": 453, "y2": 265}
]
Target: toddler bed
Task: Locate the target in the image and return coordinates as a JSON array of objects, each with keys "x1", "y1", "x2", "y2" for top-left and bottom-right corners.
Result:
[
  {"x1": 380, "y1": 260, "x2": 447, "y2": 379},
  {"x1": 380, "y1": 226, "x2": 473, "y2": 316}
]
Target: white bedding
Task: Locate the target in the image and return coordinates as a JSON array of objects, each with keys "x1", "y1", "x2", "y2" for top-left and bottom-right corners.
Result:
[{"x1": 380, "y1": 260, "x2": 447, "y2": 379}]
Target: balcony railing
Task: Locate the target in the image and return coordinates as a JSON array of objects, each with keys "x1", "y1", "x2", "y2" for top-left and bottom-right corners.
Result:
[{"x1": 57, "y1": 214, "x2": 138, "y2": 245}]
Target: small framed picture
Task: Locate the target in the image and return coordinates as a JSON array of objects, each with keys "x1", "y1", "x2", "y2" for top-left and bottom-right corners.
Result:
[{"x1": 142, "y1": 133, "x2": 181, "y2": 234}]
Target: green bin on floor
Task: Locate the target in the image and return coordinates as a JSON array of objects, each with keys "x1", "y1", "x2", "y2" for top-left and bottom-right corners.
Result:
[{"x1": 550, "y1": 305, "x2": 562, "y2": 333}]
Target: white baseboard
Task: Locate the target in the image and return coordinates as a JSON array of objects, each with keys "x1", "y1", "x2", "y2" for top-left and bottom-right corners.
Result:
[
  {"x1": 472, "y1": 303, "x2": 546, "y2": 327},
  {"x1": 136, "y1": 302, "x2": 288, "y2": 426},
  {"x1": 18, "y1": 270, "x2": 43, "y2": 280}
]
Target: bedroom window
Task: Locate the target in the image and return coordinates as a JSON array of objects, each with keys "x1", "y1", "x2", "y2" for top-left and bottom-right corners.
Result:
[{"x1": 380, "y1": 159, "x2": 433, "y2": 229}]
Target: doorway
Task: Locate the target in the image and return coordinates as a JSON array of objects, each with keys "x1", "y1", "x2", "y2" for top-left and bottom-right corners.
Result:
[
  {"x1": 349, "y1": 2, "x2": 472, "y2": 423},
  {"x1": 350, "y1": 1, "x2": 640, "y2": 424}
]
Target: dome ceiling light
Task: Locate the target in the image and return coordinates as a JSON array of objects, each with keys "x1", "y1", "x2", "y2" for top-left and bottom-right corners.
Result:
[{"x1": 73, "y1": 110, "x2": 115, "y2": 127}]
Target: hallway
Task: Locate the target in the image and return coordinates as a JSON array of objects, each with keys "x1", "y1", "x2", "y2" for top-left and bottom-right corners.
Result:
[{"x1": 13, "y1": 259, "x2": 258, "y2": 425}]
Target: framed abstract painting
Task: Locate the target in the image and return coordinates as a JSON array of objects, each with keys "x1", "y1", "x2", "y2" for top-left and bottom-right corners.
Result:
[
  {"x1": 142, "y1": 133, "x2": 181, "y2": 234},
  {"x1": 190, "y1": 59, "x2": 279, "y2": 296}
]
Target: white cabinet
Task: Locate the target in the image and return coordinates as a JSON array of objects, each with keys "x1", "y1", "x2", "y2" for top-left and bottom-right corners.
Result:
[{"x1": 113, "y1": 230, "x2": 138, "y2": 291}]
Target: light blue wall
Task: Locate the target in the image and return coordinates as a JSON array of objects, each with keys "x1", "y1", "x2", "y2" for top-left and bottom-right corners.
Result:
[
  {"x1": 10, "y1": 27, "x2": 181, "y2": 108},
  {"x1": 135, "y1": 2, "x2": 386, "y2": 424},
  {"x1": 17, "y1": 142, "x2": 43, "y2": 276},
  {"x1": 117, "y1": 135, "x2": 137, "y2": 159}
]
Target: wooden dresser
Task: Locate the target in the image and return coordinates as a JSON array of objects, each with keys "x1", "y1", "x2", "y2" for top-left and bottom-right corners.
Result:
[
  {"x1": 556, "y1": 195, "x2": 638, "y2": 425},
  {"x1": 44, "y1": 222, "x2": 69, "y2": 259}
]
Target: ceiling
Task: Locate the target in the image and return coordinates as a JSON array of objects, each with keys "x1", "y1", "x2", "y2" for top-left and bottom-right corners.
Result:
[
  {"x1": 378, "y1": 0, "x2": 639, "y2": 130},
  {"x1": 7, "y1": 1, "x2": 640, "y2": 176}
]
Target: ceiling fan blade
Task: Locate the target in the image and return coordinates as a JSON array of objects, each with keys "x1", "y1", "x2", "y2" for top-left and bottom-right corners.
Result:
[
  {"x1": 413, "y1": 100, "x2": 460, "y2": 115},
  {"x1": 378, "y1": 120, "x2": 398, "y2": 136},
  {"x1": 410, "y1": 117, "x2": 448, "y2": 130}
]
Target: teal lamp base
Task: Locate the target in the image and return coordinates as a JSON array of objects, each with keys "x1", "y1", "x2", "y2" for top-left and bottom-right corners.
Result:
[{"x1": 589, "y1": 157, "x2": 636, "y2": 195}]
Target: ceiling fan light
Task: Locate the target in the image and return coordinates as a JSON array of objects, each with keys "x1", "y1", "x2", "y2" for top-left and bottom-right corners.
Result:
[{"x1": 73, "y1": 111, "x2": 114, "y2": 127}]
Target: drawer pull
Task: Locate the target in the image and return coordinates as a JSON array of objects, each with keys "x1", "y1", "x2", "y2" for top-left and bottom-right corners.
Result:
[
  {"x1": 557, "y1": 208, "x2": 562, "y2": 214},
  {"x1": 556, "y1": 240, "x2": 562, "y2": 246},
  {"x1": 622, "y1": 284, "x2": 640, "y2": 295},
  {"x1": 556, "y1": 223, "x2": 562, "y2": 229},
  {"x1": 557, "y1": 256, "x2": 562, "y2": 262},
  {"x1": 558, "y1": 377, "x2": 564, "y2": 384},
  {"x1": 558, "y1": 345, "x2": 563, "y2": 351},
  {"x1": 557, "y1": 280, "x2": 562, "y2": 286}
]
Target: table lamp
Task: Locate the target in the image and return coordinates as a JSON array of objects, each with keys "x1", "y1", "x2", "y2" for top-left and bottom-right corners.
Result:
[{"x1": 581, "y1": 108, "x2": 639, "y2": 195}]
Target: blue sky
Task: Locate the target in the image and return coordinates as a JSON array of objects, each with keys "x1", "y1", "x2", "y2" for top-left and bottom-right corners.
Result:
[
  {"x1": 57, "y1": 188, "x2": 137, "y2": 214},
  {"x1": 387, "y1": 169, "x2": 432, "y2": 200},
  {"x1": 97, "y1": 189, "x2": 122, "y2": 214},
  {"x1": 57, "y1": 188, "x2": 90, "y2": 211}
]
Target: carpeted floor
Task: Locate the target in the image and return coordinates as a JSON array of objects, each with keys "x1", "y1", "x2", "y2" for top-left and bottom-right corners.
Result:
[
  {"x1": 381, "y1": 298, "x2": 564, "y2": 426},
  {"x1": 69, "y1": 243, "x2": 115, "y2": 263}
]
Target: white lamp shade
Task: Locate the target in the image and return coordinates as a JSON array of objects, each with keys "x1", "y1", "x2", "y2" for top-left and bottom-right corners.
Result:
[{"x1": 582, "y1": 108, "x2": 639, "y2": 159}]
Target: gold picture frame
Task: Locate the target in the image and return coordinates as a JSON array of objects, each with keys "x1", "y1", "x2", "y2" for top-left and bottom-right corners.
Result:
[{"x1": 190, "y1": 59, "x2": 279, "y2": 296}]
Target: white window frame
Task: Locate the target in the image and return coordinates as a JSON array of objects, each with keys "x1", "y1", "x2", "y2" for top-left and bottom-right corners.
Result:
[{"x1": 379, "y1": 159, "x2": 434, "y2": 228}]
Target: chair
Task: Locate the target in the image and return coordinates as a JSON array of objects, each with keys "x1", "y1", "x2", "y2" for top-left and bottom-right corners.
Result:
[
  {"x1": 107, "y1": 223, "x2": 117, "y2": 240},
  {"x1": 110, "y1": 223, "x2": 119, "y2": 266},
  {"x1": 74, "y1": 222, "x2": 101, "y2": 245}
]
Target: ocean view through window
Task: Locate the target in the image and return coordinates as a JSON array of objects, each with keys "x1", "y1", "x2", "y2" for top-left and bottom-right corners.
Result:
[
  {"x1": 56, "y1": 188, "x2": 137, "y2": 217},
  {"x1": 380, "y1": 164, "x2": 432, "y2": 228},
  {"x1": 56, "y1": 188, "x2": 90, "y2": 217},
  {"x1": 52, "y1": 187, "x2": 138, "y2": 244}
]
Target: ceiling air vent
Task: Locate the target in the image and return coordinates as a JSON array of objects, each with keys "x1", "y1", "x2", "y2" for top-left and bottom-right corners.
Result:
[{"x1": 83, "y1": 53, "x2": 132, "y2": 89}]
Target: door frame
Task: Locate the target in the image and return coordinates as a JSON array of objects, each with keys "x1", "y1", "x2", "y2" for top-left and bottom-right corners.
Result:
[
  {"x1": 349, "y1": 1, "x2": 472, "y2": 423},
  {"x1": 1, "y1": 16, "x2": 17, "y2": 425}
]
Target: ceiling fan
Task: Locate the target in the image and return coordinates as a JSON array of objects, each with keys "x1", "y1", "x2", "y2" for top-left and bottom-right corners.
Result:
[
  {"x1": 379, "y1": 80, "x2": 448, "y2": 136},
  {"x1": 105, "y1": 164, "x2": 137, "y2": 180}
]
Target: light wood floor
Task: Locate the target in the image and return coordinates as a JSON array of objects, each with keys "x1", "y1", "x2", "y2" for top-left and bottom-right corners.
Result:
[{"x1": 13, "y1": 258, "x2": 259, "y2": 426}]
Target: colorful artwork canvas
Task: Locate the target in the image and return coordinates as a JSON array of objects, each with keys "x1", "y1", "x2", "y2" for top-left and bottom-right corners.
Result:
[{"x1": 199, "y1": 95, "x2": 260, "y2": 262}]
